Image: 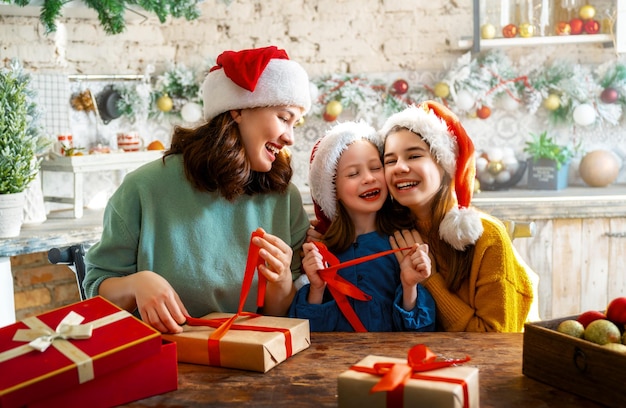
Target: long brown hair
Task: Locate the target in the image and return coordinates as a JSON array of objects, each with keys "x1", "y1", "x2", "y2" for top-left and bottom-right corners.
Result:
[
  {"x1": 164, "y1": 112, "x2": 293, "y2": 201},
  {"x1": 385, "y1": 128, "x2": 476, "y2": 292}
]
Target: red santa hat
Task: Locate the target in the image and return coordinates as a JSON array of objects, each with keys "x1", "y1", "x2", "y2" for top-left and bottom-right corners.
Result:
[
  {"x1": 202, "y1": 46, "x2": 312, "y2": 121},
  {"x1": 309, "y1": 121, "x2": 381, "y2": 234},
  {"x1": 378, "y1": 101, "x2": 483, "y2": 250}
]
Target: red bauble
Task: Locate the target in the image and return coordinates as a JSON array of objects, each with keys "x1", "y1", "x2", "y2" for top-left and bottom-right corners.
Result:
[
  {"x1": 583, "y1": 19, "x2": 600, "y2": 34},
  {"x1": 502, "y1": 24, "x2": 518, "y2": 38},
  {"x1": 601, "y1": 87, "x2": 619, "y2": 104},
  {"x1": 569, "y1": 18, "x2": 583, "y2": 34},
  {"x1": 391, "y1": 79, "x2": 409, "y2": 95},
  {"x1": 476, "y1": 105, "x2": 491, "y2": 119},
  {"x1": 323, "y1": 111, "x2": 337, "y2": 122}
]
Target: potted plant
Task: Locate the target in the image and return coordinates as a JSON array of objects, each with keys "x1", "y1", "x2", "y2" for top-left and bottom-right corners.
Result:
[
  {"x1": 0, "y1": 58, "x2": 43, "y2": 237},
  {"x1": 523, "y1": 131, "x2": 575, "y2": 190}
]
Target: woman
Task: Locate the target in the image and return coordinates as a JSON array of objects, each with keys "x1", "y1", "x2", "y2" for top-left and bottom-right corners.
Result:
[
  {"x1": 379, "y1": 101, "x2": 534, "y2": 332},
  {"x1": 83, "y1": 46, "x2": 312, "y2": 333}
]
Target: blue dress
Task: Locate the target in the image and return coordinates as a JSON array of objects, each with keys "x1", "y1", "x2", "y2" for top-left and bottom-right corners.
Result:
[{"x1": 289, "y1": 231, "x2": 436, "y2": 332}]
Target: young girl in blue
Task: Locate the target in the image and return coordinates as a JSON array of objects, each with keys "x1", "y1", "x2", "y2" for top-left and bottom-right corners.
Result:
[{"x1": 289, "y1": 121, "x2": 435, "y2": 332}]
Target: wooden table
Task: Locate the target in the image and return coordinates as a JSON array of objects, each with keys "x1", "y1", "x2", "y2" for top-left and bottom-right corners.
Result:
[{"x1": 123, "y1": 332, "x2": 602, "y2": 408}]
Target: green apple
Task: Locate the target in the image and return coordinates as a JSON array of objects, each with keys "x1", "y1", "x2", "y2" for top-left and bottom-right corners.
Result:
[
  {"x1": 556, "y1": 320, "x2": 584, "y2": 338},
  {"x1": 583, "y1": 319, "x2": 621, "y2": 345},
  {"x1": 603, "y1": 343, "x2": 626, "y2": 354}
]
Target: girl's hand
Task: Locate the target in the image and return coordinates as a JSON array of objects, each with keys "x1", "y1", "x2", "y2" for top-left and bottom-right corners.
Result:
[
  {"x1": 390, "y1": 229, "x2": 424, "y2": 262},
  {"x1": 301, "y1": 242, "x2": 326, "y2": 290},
  {"x1": 399, "y1": 243, "x2": 431, "y2": 287}
]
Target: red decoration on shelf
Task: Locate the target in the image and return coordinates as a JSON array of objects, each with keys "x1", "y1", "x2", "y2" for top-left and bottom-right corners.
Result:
[
  {"x1": 600, "y1": 87, "x2": 619, "y2": 104},
  {"x1": 583, "y1": 19, "x2": 600, "y2": 34},
  {"x1": 323, "y1": 111, "x2": 337, "y2": 122},
  {"x1": 502, "y1": 24, "x2": 518, "y2": 38},
  {"x1": 555, "y1": 21, "x2": 571, "y2": 35},
  {"x1": 476, "y1": 106, "x2": 491, "y2": 119},
  {"x1": 569, "y1": 18, "x2": 583, "y2": 35}
]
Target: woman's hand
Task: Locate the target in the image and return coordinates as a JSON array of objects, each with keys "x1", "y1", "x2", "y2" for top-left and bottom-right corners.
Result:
[
  {"x1": 131, "y1": 271, "x2": 189, "y2": 334},
  {"x1": 253, "y1": 228, "x2": 296, "y2": 315}
]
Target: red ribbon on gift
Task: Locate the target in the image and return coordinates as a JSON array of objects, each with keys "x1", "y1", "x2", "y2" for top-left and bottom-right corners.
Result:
[
  {"x1": 313, "y1": 242, "x2": 411, "y2": 332},
  {"x1": 184, "y1": 230, "x2": 293, "y2": 367},
  {"x1": 350, "y1": 344, "x2": 472, "y2": 408}
]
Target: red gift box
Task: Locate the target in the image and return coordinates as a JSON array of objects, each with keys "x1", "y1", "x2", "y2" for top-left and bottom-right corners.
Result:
[
  {"x1": 0, "y1": 296, "x2": 162, "y2": 408},
  {"x1": 28, "y1": 340, "x2": 178, "y2": 408}
]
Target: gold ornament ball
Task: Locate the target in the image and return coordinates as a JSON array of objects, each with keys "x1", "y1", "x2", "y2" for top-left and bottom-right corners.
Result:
[
  {"x1": 579, "y1": 150, "x2": 620, "y2": 187},
  {"x1": 543, "y1": 94, "x2": 560, "y2": 111},
  {"x1": 519, "y1": 23, "x2": 535, "y2": 38},
  {"x1": 434, "y1": 82, "x2": 450, "y2": 98},
  {"x1": 487, "y1": 161, "x2": 504, "y2": 175},
  {"x1": 156, "y1": 94, "x2": 174, "y2": 112},
  {"x1": 579, "y1": 4, "x2": 596, "y2": 20},
  {"x1": 481, "y1": 23, "x2": 497, "y2": 39},
  {"x1": 326, "y1": 100, "x2": 343, "y2": 117}
]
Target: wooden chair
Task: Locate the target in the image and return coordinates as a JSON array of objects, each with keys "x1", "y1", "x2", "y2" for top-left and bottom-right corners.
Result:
[{"x1": 47, "y1": 244, "x2": 89, "y2": 300}]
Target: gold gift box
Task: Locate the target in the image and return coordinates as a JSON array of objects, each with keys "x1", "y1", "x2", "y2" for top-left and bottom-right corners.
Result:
[
  {"x1": 163, "y1": 313, "x2": 310, "y2": 373},
  {"x1": 338, "y1": 354, "x2": 480, "y2": 408}
]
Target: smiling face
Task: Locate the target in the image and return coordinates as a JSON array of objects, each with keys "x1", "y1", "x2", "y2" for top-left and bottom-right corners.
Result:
[
  {"x1": 383, "y1": 128, "x2": 445, "y2": 219},
  {"x1": 335, "y1": 140, "x2": 388, "y2": 231},
  {"x1": 232, "y1": 105, "x2": 304, "y2": 172}
]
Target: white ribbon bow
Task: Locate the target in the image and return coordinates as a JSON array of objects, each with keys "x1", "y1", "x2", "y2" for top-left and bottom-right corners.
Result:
[{"x1": 13, "y1": 311, "x2": 93, "y2": 352}]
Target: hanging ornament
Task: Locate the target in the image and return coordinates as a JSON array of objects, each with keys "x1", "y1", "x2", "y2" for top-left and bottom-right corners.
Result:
[
  {"x1": 579, "y1": 4, "x2": 596, "y2": 21},
  {"x1": 583, "y1": 19, "x2": 600, "y2": 34},
  {"x1": 156, "y1": 94, "x2": 174, "y2": 112},
  {"x1": 481, "y1": 23, "x2": 496, "y2": 39},
  {"x1": 601, "y1": 87, "x2": 619, "y2": 104},
  {"x1": 391, "y1": 79, "x2": 409, "y2": 95},
  {"x1": 476, "y1": 105, "x2": 491, "y2": 119},
  {"x1": 455, "y1": 90, "x2": 475, "y2": 111},
  {"x1": 569, "y1": 18, "x2": 583, "y2": 35},
  {"x1": 433, "y1": 82, "x2": 450, "y2": 98},
  {"x1": 543, "y1": 94, "x2": 560, "y2": 111},
  {"x1": 519, "y1": 23, "x2": 535, "y2": 38},
  {"x1": 325, "y1": 100, "x2": 343, "y2": 117},
  {"x1": 323, "y1": 112, "x2": 337, "y2": 122},
  {"x1": 573, "y1": 103, "x2": 597, "y2": 126},
  {"x1": 555, "y1": 22, "x2": 571, "y2": 35},
  {"x1": 502, "y1": 24, "x2": 518, "y2": 38},
  {"x1": 180, "y1": 101, "x2": 203, "y2": 123},
  {"x1": 296, "y1": 116, "x2": 306, "y2": 127}
]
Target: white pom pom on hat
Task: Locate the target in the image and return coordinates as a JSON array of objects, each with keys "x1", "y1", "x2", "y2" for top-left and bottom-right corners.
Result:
[
  {"x1": 309, "y1": 121, "x2": 381, "y2": 230},
  {"x1": 378, "y1": 101, "x2": 483, "y2": 250},
  {"x1": 201, "y1": 46, "x2": 312, "y2": 122}
]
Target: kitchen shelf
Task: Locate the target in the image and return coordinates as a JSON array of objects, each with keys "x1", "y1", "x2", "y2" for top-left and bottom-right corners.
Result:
[
  {"x1": 466, "y1": 0, "x2": 625, "y2": 53},
  {"x1": 458, "y1": 34, "x2": 614, "y2": 50}
]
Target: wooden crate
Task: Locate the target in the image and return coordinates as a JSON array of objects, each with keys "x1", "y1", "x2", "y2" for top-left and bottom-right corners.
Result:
[{"x1": 523, "y1": 316, "x2": 626, "y2": 407}]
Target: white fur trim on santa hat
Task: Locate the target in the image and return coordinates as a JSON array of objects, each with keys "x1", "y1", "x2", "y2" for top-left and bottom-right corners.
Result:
[
  {"x1": 202, "y1": 58, "x2": 311, "y2": 121},
  {"x1": 439, "y1": 207, "x2": 484, "y2": 251},
  {"x1": 378, "y1": 105, "x2": 457, "y2": 176},
  {"x1": 309, "y1": 121, "x2": 380, "y2": 221}
]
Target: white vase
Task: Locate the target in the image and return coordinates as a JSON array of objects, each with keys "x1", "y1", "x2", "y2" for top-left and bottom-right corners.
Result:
[
  {"x1": 23, "y1": 172, "x2": 47, "y2": 225},
  {"x1": 0, "y1": 192, "x2": 26, "y2": 238}
]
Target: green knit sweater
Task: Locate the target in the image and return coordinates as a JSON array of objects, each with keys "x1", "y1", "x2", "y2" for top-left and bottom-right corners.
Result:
[
  {"x1": 83, "y1": 154, "x2": 310, "y2": 318},
  {"x1": 423, "y1": 213, "x2": 535, "y2": 332}
]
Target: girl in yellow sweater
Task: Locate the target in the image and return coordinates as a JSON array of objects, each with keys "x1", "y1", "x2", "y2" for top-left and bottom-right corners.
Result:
[{"x1": 379, "y1": 101, "x2": 535, "y2": 332}]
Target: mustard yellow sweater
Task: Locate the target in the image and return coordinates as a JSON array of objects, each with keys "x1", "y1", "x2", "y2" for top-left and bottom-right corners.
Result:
[{"x1": 423, "y1": 213, "x2": 534, "y2": 332}]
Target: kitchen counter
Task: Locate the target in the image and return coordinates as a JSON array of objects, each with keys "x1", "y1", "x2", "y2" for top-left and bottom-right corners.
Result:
[{"x1": 3, "y1": 184, "x2": 626, "y2": 258}]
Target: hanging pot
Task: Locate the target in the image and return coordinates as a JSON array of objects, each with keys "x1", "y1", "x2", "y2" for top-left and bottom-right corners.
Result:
[{"x1": 96, "y1": 85, "x2": 122, "y2": 124}]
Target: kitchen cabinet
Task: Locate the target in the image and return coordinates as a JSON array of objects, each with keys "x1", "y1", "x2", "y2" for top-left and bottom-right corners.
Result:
[
  {"x1": 461, "y1": 0, "x2": 625, "y2": 53},
  {"x1": 473, "y1": 185, "x2": 626, "y2": 320}
]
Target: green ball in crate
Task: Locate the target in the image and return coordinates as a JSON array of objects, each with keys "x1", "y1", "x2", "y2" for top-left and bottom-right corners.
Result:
[
  {"x1": 583, "y1": 319, "x2": 621, "y2": 345},
  {"x1": 556, "y1": 320, "x2": 584, "y2": 338}
]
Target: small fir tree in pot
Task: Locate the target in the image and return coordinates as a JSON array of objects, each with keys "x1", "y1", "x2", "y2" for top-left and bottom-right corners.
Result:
[
  {"x1": 523, "y1": 131, "x2": 575, "y2": 190},
  {"x1": 0, "y1": 59, "x2": 44, "y2": 236}
]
